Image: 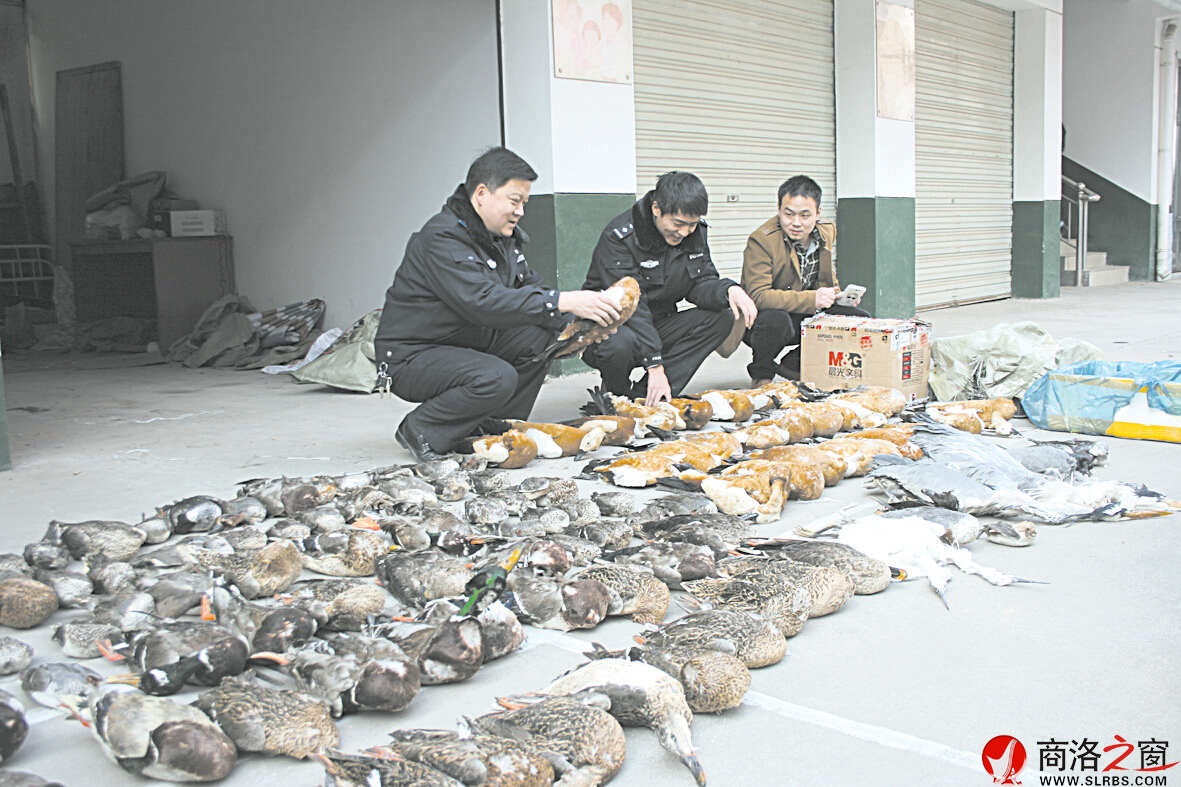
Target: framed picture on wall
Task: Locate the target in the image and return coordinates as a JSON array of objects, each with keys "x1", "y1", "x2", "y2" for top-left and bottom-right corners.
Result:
[{"x1": 552, "y1": 0, "x2": 632, "y2": 83}]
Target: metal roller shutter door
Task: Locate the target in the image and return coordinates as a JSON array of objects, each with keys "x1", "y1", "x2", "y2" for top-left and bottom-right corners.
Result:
[
  {"x1": 633, "y1": 0, "x2": 836, "y2": 282},
  {"x1": 915, "y1": 0, "x2": 1014, "y2": 308}
]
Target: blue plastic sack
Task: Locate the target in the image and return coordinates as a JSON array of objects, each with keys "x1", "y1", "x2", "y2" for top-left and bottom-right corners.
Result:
[{"x1": 1022, "y1": 360, "x2": 1181, "y2": 441}]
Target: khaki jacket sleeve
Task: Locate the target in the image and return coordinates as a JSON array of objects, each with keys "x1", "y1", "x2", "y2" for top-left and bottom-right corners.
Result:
[{"x1": 742, "y1": 232, "x2": 816, "y2": 314}]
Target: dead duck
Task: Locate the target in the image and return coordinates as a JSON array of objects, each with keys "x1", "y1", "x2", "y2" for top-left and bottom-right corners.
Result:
[
  {"x1": 375, "y1": 550, "x2": 473, "y2": 611},
  {"x1": 508, "y1": 421, "x2": 607, "y2": 458},
  {"x1": 0, "y1": 577, "x2": 59, "y2": 629},
  {"x1": 195, "y1": 673, "x2": 340, "y2": 759},
  {"x1": 682, "y1": 576, "x2": 811, "y2": 638},
  {"x1": 282, "y1": 578, "x2": 387, "y2": 632},
  {"x1": 314, "y1": 631, "x2": 422, "y2": 713},
  {"x1": 384, "y1": 616, "x2": 485, "y2": 685},
  {"x1": 740, "y1": 538, "x2": 892, "y2": 595},
  {"x1": 163, "y1": 494, "x2": 229, "y2": 534},
  {"x1": 0, "y1": 689, "x2": 28, "y2": 763},
  {"x1": 637, "y1": 608, "x2": 787, "y2": 668},
  {"x1": 564, "y1": 414, "x2": 639, "y2": 446},
  {"x1": 89, "y1": 590, "x2": 157, "y2": 631},
  {"x1": 700, "y1": 472, "x2": 792, "y2": 522},
  {"x1": 51, "y1": 620, "x2": 124, "y2": 660},
  {"x1": 33, "y1": 568, "x2": 94, "y2": 609},
  {"x1": 467, "y1": 430, "x2": 539, "y2": 469},
  {"x1": 471, "y1": 692, "x2": 626, "y2": 787},
  {"x1": 591, "y1": 490, "x2": 644, "y2": 518},
  {"x1": 668, "y1": 397, "x2": 715, "y2": 430},
  {"x1": 138, "y1": 569, "x2": 210, "y2": 618},
  {"x1": 377, "y1": 727, "x2": 558, "y2": 787},
  {"x1": 566, "y1": 517, "x2": 634, "y2": 551},
  {"x1": 717, "y1": 555, "x2": 854, "y2": 618},
  {"x1": 42, "y1": 520, "x2": 146, "y2": 562},
  {"x1": 635, "y1": 512, "x2": 758, "y2": 558},
  {"x1": 286, "y1": 644, "x2": 416, "y2": 718},
  {"x1": 696, "y1": 388, "x2": 755, "y2": 422},
  {"x1": 20, "y1": 661, "x2": 103, "y2": 710},
  {"x1": 86, "y1": 684, "x2": 237, "y2": 781},
  {"x1": 196, "y1": 540, "x2": 303, "y2": 599},
  {"x1": 607, "y1": 541, "x2": 718, "y2": 589},
  {"x1": 87, "y1": 558, "x2": 142, "y2": 595},
  {"x1": 0, "y1": 637, "x2": 34, "y2": 675},
  {"x1": 720, "y1": 455, "x2": 824, "y2": 503},
  {"x1": 544, "y1": 658, "x2": 706, "y2": 786},
  {"x1": 297, "y1": 529, "x2": 389, "y2": 577},
  {"x1": 537, "y1": 275, "x2": 642, "y2": 360},
  {"x1": 315, "y1": 750, "x2": 464, "y2": 787},
  {"x1": 588, "y1": 641, "x2": 750, "y2": 715},
  {"x1": 504, "y1": 574, "x2": 611, "y2": 632},
  {"x1": 573, "y1": 564, "x2": 670, "y2": 624}
]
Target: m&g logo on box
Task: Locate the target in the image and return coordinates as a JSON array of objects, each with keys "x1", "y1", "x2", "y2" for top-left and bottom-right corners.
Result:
[{"x1": 827, "y1": 351, "x2": 863, "y2": 379}]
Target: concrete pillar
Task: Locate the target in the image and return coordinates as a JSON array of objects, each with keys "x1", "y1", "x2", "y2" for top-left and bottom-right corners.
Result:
[
  {"x1": 835, "y1": 0, "x2": 916, "y2": 318},
  {"x1": 1011, "y1": 6, "x2": 1064, "y2": 298},
  {"x1": 499, "y1": 1, "x2": 636, "y2": 373}
]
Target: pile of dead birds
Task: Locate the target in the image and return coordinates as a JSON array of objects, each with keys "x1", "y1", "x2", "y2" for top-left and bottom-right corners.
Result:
[{"x1": 0, "y1": 381, "x2": 1175, "y2": 786}]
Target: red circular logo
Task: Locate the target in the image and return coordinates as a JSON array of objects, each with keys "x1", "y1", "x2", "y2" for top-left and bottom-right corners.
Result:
[{"x1": 982, "y1": 735, "x2": 1027, "y2": 784}]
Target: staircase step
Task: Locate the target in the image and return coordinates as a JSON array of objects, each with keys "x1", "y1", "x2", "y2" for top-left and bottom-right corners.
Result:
[
  {"x1": 1060, "y1": 250, "x2": 1107, "y2": 271},
  {"x1": 1060, "y1": 263, "x2": 1129, "y2": 287}
]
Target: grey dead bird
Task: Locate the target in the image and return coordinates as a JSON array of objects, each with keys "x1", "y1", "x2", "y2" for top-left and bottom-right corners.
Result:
[
  {"x1": 585, "y1": 641, "x2": 751, "y2": 715},
  {"x1": 315, "y1": 750, "x2": 464, "y2": 787},
  {"x1": 20, "y1": 661, "x2": 103, "y2": 709},
  {"x1": 377, "y1": 728, "x2": 554, "y2": 787},
  {"x1": 0, "y1": 577, "x2": 59, "y2": 629},
  {"x1": 739, "y1": 538, "x2": 892, "y2": 594},
  {"x1": 165, "y1": 495, "x2": 228, "y2": 534},
  {"x1": 682, "y1": 576, "x2": 812, "y2": 639},
  {"x1": 469, "y1": 692, "x2": 625, "y2": 786},
  {"x1": 505, "y1": 574, "x2": 611, "y2": 632},
  {"x1": 194, "y1": 673, "x2": 340, "y2": 759},
  {"x1": 44, "y1": 520, "x2": 147, "y2": 562},
  {"x1": 33, "y1": 568, "x2": 94, "y2": 608},
  {"x1": 375, "y1": 551, "x2": 472, "y2": 611},
  {"x1": 544, "y1": 657, "x2": 707, "y2": 786},
  {"x1": 607, "y1": 541, "x2": 718, "y2": 589},
  {"x1": 52, "y1": 620, "x2": 124, "y2": 660},
  {"x1": 636, "y1": 607, "x2": 788, "y2": 668},
  {"x1": 0, "y1": 638, "x2": 34, "y2": 676},
  {"x1": 573, "y1": 564, "x2": 671, "y2": 624},
  {"x1": 390, "y1": 616, "x2": 485, "y2": 685},
  {"x1": 717, "y1": 555, "x2": 854, "y2": 618},
  {"x1": 90, "y1": 591, "x2": 156, "y2": 631}
]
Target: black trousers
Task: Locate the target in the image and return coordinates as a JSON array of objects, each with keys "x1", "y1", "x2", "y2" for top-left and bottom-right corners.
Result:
[
  {"x1": 743, "y1": 304, "x2": 871, "y2": 381},
  {"x1": 582, "y1": 307, "x2": 734, "y2": 398},
  {"x1": 382, "y1": 324, "x2": 553, "y2": 453}
]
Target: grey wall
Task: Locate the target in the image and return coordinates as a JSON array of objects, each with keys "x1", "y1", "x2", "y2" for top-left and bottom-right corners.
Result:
[
  {"x1": 1062, "y1": 0, "x2": 1164, "y2": 202},
  {"x1": 25, "y1": 0, "x2": 500, "y2": 327}
]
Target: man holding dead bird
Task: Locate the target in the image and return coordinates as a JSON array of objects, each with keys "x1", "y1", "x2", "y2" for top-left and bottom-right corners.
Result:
[
  {"x1": 582, "y1": 171, "x2": 759, "y2": 405},
  {"x1": 374, "y1": 147, "x2": 621, "y2": 461}
]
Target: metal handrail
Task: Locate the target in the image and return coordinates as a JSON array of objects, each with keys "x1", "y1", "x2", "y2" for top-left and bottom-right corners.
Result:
[{"x1": 1061, "y1": 176, "x2": 1102, "y2": 286}]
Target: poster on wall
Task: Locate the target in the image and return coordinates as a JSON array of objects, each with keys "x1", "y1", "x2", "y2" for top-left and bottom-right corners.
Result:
[
  {"x1": 552, "y1": 0, "x2": 632, "y2": 83},
  {"x1": 876, "y1": 2, "x2": 915, "y2": 121}
]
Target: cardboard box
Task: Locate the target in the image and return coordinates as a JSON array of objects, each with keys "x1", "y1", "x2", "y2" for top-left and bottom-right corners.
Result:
[
  {"x1": 149, "y1": 199, "x2": 199, "y2": 233},
  {"x1": 800, "y1": 314, "x2": 932, "y2": 401},
  {"x1": 169, "y1": 210, "x2": 226, "y2": 237}
]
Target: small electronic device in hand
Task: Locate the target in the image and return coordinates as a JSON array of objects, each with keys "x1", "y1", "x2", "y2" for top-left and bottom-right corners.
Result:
[{"x1": 836, "y1": 284, "x2": 865, "y2": 307}]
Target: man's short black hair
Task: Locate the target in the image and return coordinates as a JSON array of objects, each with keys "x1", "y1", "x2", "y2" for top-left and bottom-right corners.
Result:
[
  {"x1": 653, "y1": 171, "x2": 709, "y2": 217},
  {"x1": 465, "y1": 147, "x2": 538, "y2": 194},
  {"x1": 777, "y1": 175, "x2": 822, "y2": 207}
]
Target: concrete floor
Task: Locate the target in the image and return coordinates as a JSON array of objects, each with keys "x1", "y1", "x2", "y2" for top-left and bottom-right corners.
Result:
[{"x1": 0, "y1": 278, "x2": 1178, "y2": 787}]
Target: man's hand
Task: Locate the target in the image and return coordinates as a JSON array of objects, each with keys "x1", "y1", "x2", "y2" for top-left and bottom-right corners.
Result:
[
  {"x1": 815, "y1": 286, "x2": 840, "y2": 310},
  {"x1": 727, "y1": 285, "x2": 758, "y2": 329},
  {"x1": 558, "y1": 290, "x2": 623, "y2": 327},
  {"x1": 644, "y1": 365, "x2": 672, "y2": 406}
]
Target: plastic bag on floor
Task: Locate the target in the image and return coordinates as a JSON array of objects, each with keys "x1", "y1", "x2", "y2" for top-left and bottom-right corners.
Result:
[
  {"x1": 1022, "y1": 360, "x2": 1181, "y2": 442},
  {"x1": 291, "y1": 309, "x2": 381, "y2": 393},
  {"x1": 929, "y1": 321, "x2": 1103, "y2": 401}
]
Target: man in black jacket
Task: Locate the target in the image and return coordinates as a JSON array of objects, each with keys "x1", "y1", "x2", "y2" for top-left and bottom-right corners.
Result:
[
  {"x1": 374, "y1": 147, "x2": 621, "y2": 460},
  {"x1": 582, "y1": 171, "x2": 758, "y2": 405}
]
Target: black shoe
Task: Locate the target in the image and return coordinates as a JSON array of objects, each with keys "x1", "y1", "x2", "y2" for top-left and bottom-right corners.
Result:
[{"x1": 395, "y1": 419, "x2": 446, "y2": 462}]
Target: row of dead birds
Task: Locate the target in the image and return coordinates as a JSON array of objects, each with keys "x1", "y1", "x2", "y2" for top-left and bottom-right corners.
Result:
[
  {"x1": 0, "y1": 437, "x2": 914, "y2": 787},
  {"x1": 0, "y1": 383, "x2": 1175, "y2": 784}
]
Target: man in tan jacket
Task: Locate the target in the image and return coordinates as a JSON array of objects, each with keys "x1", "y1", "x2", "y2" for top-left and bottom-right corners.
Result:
[{"x1": 720, "y1": 175, "x2": 868, "y2": 386}]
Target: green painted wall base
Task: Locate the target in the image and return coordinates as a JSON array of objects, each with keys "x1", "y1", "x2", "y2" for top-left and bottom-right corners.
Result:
[
  {"x1": 1011, "y1": 200, "x2": 1061, "y2": 298},
  {"x1": 0, "y1": 343, "x2": 10, "y2": 471},
  {"x1": 521, "y1": 192, "x2": 636, "y2": 376},
  {"x1": 1062, "y1": 157, "x2": 1155, "y2": 280},
  {"x1": 835, "y1": 196, "x2": 916, "y2": 317}
]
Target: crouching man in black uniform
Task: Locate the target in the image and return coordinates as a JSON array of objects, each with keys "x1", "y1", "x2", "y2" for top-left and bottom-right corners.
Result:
[
  {"x1": 374, "y1": 147, "x2": 621, "y2": 460},
  {"x1": 581, "y1": 171, "x2": 758, "y2": 405}
]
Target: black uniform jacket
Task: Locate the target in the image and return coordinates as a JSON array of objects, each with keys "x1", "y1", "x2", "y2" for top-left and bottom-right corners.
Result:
[
  {"x1": 375, "y1": 185, "x2": 566, "y2": 364},
  {"x1": 582, "y1": 191, "x2": 736, "y2": 368}
]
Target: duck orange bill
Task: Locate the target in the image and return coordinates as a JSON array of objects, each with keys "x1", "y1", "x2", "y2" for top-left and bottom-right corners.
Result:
[
  {"x1": 96, "y1": 639, "x2": 126, "y2": 662},
  {"x1": 351, "y1": 516, "x2": 381, "y2": 531},
  {"x1": 248, "y1": 651, "x2": 289, "y2": 666},
  {"x1": 60, "y1": 702, "x2": 91, "y2": 728},
  {"x1": 200, "y1": 595, "x2": 217, "y2": 621}
]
